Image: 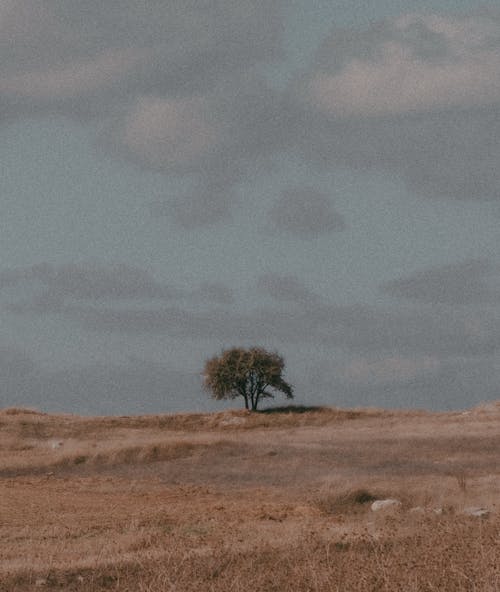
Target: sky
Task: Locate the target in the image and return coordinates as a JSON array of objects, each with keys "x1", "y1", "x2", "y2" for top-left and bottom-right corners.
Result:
[{"x1": 1, "y1": 1, "x2": 500, "y2": 414}]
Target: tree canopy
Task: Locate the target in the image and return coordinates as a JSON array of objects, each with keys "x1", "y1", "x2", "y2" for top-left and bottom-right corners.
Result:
[{"x1": 203, "y1": 347, "x2": 293, "y2": 411}]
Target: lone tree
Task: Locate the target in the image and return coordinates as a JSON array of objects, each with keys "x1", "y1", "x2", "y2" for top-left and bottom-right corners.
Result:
[{"x1": 203, "y1": 347, "x2": 293, "y2": 411}]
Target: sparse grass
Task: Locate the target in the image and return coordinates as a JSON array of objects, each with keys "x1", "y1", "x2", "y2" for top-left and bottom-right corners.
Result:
[
  {"x1": 0, "y1": 402, "x2": 499, "y2": 591},
  {"x1": 3, "y1": 517, "x2": 499, "y2": 592}
]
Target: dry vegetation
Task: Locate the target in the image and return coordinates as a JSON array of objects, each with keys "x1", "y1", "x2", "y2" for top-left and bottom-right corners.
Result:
[{"x1": 0, "y1": 402, "x2": 499, "y2": 591}]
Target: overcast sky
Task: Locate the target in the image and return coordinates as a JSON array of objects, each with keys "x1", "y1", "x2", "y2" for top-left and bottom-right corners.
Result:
[{"x1": 1, "y1": 1, "x2": 500, "y2": 414}]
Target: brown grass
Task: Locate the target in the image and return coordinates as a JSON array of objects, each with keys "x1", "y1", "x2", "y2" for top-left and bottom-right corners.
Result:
[{"x1": 0, "y1": 403, "x2": 499, "y2": 591}]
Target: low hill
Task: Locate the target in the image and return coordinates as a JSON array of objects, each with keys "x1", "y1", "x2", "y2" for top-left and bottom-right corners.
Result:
[{"x1": 1, "y1": 403, "x2": 499, "y2": 591}]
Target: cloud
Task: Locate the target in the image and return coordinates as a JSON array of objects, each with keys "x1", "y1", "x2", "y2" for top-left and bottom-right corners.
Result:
[
  {"x1": 4, "y1": 260, "x2": 500, "y2": 359},
  {"x1": 27, "y1": 298, "x2": 499, "y2": 359},
  {"x1": 0, "y1": 48, "x2": 148, "y2": 103},
  {"x1": 0, "y1": 1, "x2": 283, "y2": 110},
  {"x1": 193, "y1": 282, "x2": 234, "y2": 306},
  {"x1": 300, "y1": 12, "x2": 500, "y2": 117},
  {"x1": 269, "y1": 187, "x2": 345, "y2": 237},
  {"x1": 0, "y1": 261, "x2": 177, "y2": 300},
  {"x1": 322, "y1": 305, "x2": 500, "y2": 357},
  {"x1": 256, "y1": 273, "x2": 322, "y2": 306},
  {"x1": 105, "y1": 75, "x2": 290, "y2": 225},
  {"x1": 0, "y1": 261, "x2": 234, "y2": 310},
  {"x1": 382, "y1": 259, "x2": 500, "y2": 305},
  {"x1": 4, "y1": 5, "x2": 500, "y2": 224},
  {"x1": 112, "y1": 96, "x2": 221, "y2": 173},
  {"x1": 0, "y1": 1, "x2": 287, "y2": 223},
  {"x1": 293, "y1": 12, "x2": 500, "y2": 201}
]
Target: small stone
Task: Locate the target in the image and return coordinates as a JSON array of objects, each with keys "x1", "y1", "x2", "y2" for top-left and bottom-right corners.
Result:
[
  {"x1": 35, "y1": 578, "x2": 47, "y2": 587},
  {"x1": 371, "y1": 499, "x2": 402, "y2": 512},
  {"x1": 433, "y1": 507, "x2": 443, "y2": 515},
  {"x1": 220, "y1": 417, "x2": 246, "y2": 426},
  {"x1": 463, "y1": 507, "x2": 490, "y2": 518},
  {"x1": 409, "y1": 506, "x2": 425, "y2": 514}
]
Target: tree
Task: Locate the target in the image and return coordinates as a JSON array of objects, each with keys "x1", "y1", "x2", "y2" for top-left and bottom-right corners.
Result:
[{"x1": 203, "y1": 347, "x2": 293, "y2": 411}]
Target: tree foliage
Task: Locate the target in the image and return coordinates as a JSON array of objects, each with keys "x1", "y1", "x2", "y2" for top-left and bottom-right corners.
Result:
[{"x1": 203, "y1": 347, "x2": 293, "y2": 411}]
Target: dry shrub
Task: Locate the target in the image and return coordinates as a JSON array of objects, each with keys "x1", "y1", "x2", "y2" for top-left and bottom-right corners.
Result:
[
  {"x1": 447, "y1": 469, "x2": 468, "y2": 493},
  {"x1": 314, "y1": 487, "x2": 381, "y2": 515},
  {"x1": 0, "y1": 407, "x2": 45, "y2": 416}
]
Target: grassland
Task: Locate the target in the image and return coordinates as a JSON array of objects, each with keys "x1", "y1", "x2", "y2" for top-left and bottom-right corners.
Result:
[{"x1": 0, "y1": 402, "x2": 499, "y2": 591}]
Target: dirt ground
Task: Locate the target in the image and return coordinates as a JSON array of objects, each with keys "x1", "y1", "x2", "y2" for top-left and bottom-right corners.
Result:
[{"x1": 1, "y1": 403, "x2": 499, "y2": 591}]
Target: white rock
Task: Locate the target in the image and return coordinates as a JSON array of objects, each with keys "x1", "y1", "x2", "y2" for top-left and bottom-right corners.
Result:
[
  {"x1": 371, "y1": 499, "x2": 402, "y2": 512},
  {"x1": 463, "y1": 507, "x2": 490, "y2": 518},
  {"x1": 409, "y1": 506, "x2": 425, "y2": 514},
  {"x1": 433, "y1": 507, "x2": 443, "y2": 515},
  {"x1": 220, "y1": 417, "x2": 246, "y2": 426},
  {"x1": 35, "y1": 578, "x2": 47, "y2": 587},
  {"x1": 50, "y1": 440, "x2": 64, "y2": 449}
]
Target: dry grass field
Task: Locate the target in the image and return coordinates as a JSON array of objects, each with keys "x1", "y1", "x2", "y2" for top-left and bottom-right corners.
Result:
[{"x1": 1, "y1": 402, "x2": 499, "y2": 591}]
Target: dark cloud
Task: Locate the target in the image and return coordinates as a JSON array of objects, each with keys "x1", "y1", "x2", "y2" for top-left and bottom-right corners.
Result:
[
  {"x1": 382, "y1": 259, "x2": 500, "y2": 305},
  {"x1": 0, "y1": 1, "x2": 283, "y2": 117},
  {"x1": 194, "y1": 282, "x2": 234, "y2": 306},
  {"x1": 4, "y1": 259, "x2": 500, "y2": 358},
  {"x1": 269, "y1": 187, "x2": 345, "y2": 237},
  {"x1": 256, "y1": 273, "x2": 322, "y2": 306},
  {"x1": 0, "y1": 261, "x2": 233, "y2": 310},
  {"x1": 0, "y1": 261, "x2": 178, "y2": 301},
  {"x1": 29, "y1": 299, "x2": 500, "y2": 359}
]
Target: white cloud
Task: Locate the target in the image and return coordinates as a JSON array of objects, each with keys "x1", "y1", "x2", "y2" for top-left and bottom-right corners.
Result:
[
  {"x1": 120, "y1": 96, "x2": 220, "y2": 171},
  {"x1": 301, "y1": 13, "x2": 500, "y2": 117},
  {"x1": 290, "y1": 12, "x2": 500, "y2": 201},
  {"x1": 308, "y1": 47, "x2": 500, "y2": 117}
]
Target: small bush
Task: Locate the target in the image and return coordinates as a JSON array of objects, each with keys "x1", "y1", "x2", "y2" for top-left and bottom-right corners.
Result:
[{"x1": 314, "y1": 488, "x2": 380, "y2": 515}]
